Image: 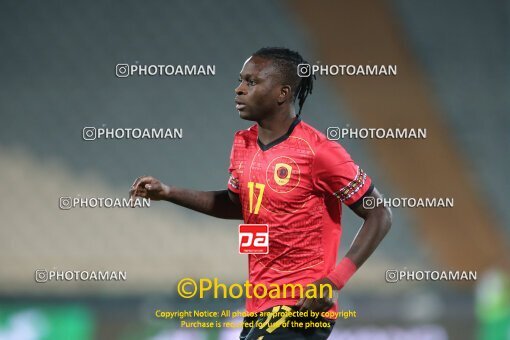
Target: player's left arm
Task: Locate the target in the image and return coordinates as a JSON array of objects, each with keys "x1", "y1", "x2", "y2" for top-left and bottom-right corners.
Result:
[
  {"x1": 344, "y1": 187, "x2": 392, "y2": 268},
  {"x1": 297, "y1": 188, "x2": 391, "y2": 312},
  {"x1": 297, "y1": 142, "x2": 392, "y2": 312}
]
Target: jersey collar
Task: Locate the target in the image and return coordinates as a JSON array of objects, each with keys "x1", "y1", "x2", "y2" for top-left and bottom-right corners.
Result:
[{"x1": 257, "y1": 116, "x2": 301, "y2": 151}]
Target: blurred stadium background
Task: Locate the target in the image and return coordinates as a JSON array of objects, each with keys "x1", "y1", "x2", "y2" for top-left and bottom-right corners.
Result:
[{"x1": 1, "y1": 0, "x2": 509, "y2": 339}]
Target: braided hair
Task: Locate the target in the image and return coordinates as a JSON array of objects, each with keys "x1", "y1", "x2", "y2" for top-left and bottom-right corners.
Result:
[{"x1": 252, "y1": 47, "x2": 315, "y2": 117}]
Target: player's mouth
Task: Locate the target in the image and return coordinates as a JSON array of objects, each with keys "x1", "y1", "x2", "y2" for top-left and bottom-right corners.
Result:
[{"x1": 235, "y1": 99, "x2": 247, "y2": 111}]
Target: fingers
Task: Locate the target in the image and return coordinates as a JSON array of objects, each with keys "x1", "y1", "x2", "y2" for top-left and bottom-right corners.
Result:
[
  {"x1": 297, "y1": 298, "x2": 309, "y2": 311},
  {"x1": 299, "y1": 298, "x2": 319, "y2": 312},
  {"x1": 129, "y1": 176, "x2": 154, "y2": 205},
  {"x1": 295, "y1": 297, "x2": 304, "y2": 308},
  {"x1": 131, "y1": 176, "x2": 143, "y2": 188},
  {"x1": 298, "y1": 298, "x2": 317, "y2": 312},
  {"x1": 130, "y1": 176, "x2": 150, "y2": 195},
  {"x1": 297, "y1": 297, "x2": 334, "y2": 313},
  {"x1": 135, "y1": 186, "x2": 149, "y2": 198},
  {"x1": 130, "y1": 177, "x2": 141, "y2": 199},
  {"x1": 319, "y1": 299, "x2": 334, "y2": 313}
]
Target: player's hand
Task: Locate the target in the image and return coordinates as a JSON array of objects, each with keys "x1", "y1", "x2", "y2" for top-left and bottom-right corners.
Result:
[
  {"x1": 295, "y1": 277, "x2": 339, "y2": 313},
  {"x1": 129, "y1": 176, "x2": 170, "y2": 202}
]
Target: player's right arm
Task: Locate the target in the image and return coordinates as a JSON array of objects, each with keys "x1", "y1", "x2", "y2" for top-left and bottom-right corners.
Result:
[{"x1": 129, "y1": 176, "x2": 243, "y2": 220}]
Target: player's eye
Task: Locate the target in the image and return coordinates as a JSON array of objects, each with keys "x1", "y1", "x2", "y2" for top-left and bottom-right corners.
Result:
[{"x1": 248, "y1": 80, "x2": 256, "y2": 86}]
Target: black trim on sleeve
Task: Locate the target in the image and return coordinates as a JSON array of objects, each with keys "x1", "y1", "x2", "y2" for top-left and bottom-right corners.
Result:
[
  {"x1": 347, "y1": 183, "x2": 375, "y2": 209},
  {"x1": 227, "y1": 188, "x2": 240, "y2": 196}
]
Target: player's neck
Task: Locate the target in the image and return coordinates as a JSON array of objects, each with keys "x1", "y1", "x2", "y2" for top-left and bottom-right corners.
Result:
[{"x1": 257, "y1": 112, "x2": 298, "y2": 146}]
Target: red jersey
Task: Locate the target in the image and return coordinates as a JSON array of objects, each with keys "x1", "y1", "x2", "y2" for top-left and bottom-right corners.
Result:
[{"x1": 227, "y1": 117, "x2": 373, "y2": 312}]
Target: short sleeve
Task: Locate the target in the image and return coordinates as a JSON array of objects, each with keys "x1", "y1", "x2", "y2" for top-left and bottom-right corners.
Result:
[
  {"x1": 227, "y1": 136, "x2": 241, "y2": 194},
  {"x1": 312, "y1": 141, "x2": 373, "y2": 206}
]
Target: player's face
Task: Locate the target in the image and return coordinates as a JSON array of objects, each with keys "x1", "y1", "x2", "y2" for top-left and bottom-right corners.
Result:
[{"x1": 235, "y1": 56, "x2": 283, "y2": 121}]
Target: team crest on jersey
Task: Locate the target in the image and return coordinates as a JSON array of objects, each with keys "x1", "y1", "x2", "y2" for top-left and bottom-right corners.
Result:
[
  {"x1": 274, "y1": 163, "x2": 292, "y2": 186},
  {"x1": 266, "y1": 156, "x2": 300, "y2": 193}
]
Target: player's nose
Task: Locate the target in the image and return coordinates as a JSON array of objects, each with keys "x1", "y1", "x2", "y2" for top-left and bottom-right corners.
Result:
[{"x1": 235, "y1": 82, "x2": 246, "y2": 95}]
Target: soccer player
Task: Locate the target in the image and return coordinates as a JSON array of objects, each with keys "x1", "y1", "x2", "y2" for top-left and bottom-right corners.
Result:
[{"x1": 130, "y1": 47, "x2": 392, "y2": 339}]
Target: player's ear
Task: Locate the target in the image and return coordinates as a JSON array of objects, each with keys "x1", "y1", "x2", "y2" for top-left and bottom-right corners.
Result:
[{"x1": 278, "y1": 85, "x2": 292, "y2": 104}]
